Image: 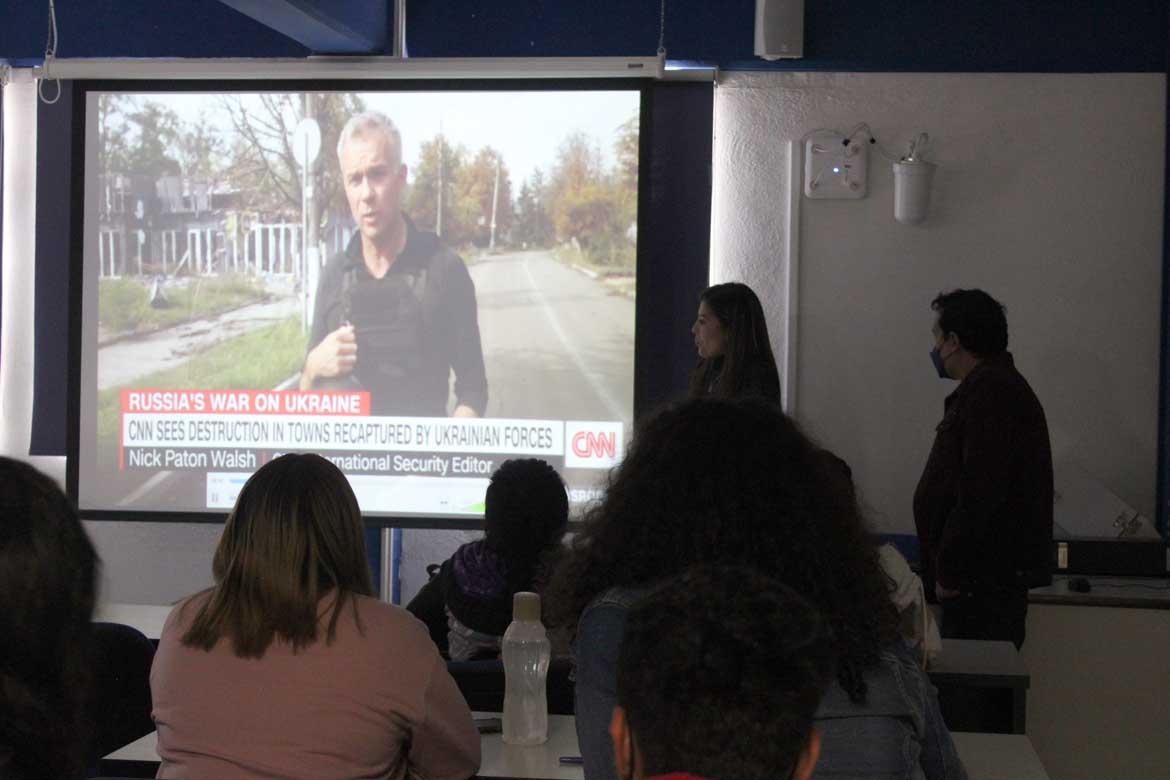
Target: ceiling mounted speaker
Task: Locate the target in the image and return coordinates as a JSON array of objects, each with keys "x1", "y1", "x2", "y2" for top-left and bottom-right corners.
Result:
[{"x1": 754, "y1": 0, "x2": 805, "y2": 60}]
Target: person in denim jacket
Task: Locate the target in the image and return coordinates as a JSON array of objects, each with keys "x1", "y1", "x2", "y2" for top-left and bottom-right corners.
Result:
[{"x1": 546, "y1": 399, "x2": 966, "y2": 780}]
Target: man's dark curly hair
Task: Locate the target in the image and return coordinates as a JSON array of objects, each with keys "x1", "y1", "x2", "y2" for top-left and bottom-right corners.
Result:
[
  {"x1": 617, "y1": 565, "x2": 835, "y2": 780},
  {"x1": 546, "y1": 398, "x2": 898, "y2": 702},
  {"x1": 0, "y1": 457, "x2": 97, "y2": 780},
  {"x1": 931, "y1": 288, "x2": 1008, "y2": 357},
  {"x1": 484, "y1": 458, "x2": 569, "y2": 592}
]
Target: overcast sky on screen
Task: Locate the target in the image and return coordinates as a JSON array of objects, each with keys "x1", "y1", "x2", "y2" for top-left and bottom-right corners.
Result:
[{"x1": 99, "y1": 90, "x2": 640, "y2": 189}]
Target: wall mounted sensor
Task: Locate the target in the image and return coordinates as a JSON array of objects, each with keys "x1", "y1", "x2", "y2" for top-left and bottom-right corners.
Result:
[{"x1": 804, "y1": 131, "x2": 867, "y2": 199}]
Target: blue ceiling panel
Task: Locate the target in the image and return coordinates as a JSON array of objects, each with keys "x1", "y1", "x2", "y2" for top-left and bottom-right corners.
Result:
[
  {"x1": 405, "y1": 0, "x2": 662, "y2": 57},
  {"x1": 0, "y1": 0, "x2": 308, "y2": 64},
  {"x1": 0, "y1": 0, "x2": 1165, "y2": 72},
  {"x1": 216, "y1": 1, "x2": 389, "y2": 54}
]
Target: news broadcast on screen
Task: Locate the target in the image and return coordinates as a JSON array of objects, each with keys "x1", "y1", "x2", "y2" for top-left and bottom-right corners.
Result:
[{"x1": 75, "y1": 86, "x2": 641, "y2": 519}]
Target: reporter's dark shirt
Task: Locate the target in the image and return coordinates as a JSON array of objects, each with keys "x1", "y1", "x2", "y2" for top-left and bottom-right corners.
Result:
[
  {"x1": 913, "y1": 352, "x2": 1053, "y2": 596},
  {"x1": 307, "y1": 217, "x2": 488, "y2": 416}
]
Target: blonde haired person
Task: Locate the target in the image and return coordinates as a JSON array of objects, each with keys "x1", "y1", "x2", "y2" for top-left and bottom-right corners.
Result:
[{"x1": 151, "y1": 453, "x2": 479, "y2": 779}]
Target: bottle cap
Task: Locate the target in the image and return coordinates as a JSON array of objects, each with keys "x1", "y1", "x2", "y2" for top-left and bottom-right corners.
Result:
[{"x1": 512, "y1": 591, "x2": 541, "y2": 622}]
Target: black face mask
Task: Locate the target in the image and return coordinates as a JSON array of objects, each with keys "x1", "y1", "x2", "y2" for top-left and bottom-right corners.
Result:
[{"x1": 930, "y1": 345, "x2": 950, "y2": 379}]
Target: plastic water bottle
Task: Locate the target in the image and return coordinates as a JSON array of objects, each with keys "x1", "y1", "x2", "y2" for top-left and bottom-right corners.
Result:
[{"x1": 501, "y1": 591, "x2": 550, "y2": 745}]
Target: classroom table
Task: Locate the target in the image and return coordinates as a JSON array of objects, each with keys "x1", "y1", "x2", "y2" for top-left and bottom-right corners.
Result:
[
  {"x1": 95, "y1": 603, "x2": 1032, "y2": 736},
  {"x1": 103, "y1": 715, "x2": 1049, "y2": 779},
  {"x1": 929, "y1": 638, "x2": 1030, "y2": 734}
]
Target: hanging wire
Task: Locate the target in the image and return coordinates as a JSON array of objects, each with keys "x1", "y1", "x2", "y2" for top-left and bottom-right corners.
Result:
[
  {"x1": 657, "y1": 0, "x2": 667, "y2": 57},
  {"x1": 841, "y1": 123, "x2": 901, "y2": 162},
  {"x1": 39, "y1": 0, "x2": 62, "y2": 105},
  {"x1": 905, "y1": 132, "x2": 931, "y2": 162}
]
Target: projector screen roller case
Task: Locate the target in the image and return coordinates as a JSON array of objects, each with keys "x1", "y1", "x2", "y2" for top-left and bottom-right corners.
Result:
[{"x1": 76, "y1": 85, "x2": 640, "y2": 519}]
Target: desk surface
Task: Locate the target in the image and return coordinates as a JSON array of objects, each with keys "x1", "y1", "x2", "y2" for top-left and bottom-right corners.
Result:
[
  {"x1": 928, "y1": 638, "x2": 1029, "y2": 687},
  {"x1": 106, "y1": 718, "x2": 1047, "y2": 780},
  {"x1": 1030, "y1": 576, "x2": 1170, "y2": 610}
]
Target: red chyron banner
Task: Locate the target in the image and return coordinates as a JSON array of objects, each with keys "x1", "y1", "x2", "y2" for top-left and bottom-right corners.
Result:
[{"x1": 120, "y1": 389, "x2": 371, "y2": 416}]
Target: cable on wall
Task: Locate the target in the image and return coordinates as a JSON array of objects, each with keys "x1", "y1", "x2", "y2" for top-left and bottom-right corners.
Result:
[
  {"x1": 38, "y1": 0, "x2": 61, "y2": 105},
  {"x1": 657, "y1": 0, "x2": 667, "y2": 60}
]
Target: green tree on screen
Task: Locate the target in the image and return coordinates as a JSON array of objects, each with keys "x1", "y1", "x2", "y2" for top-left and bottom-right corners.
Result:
[
  {"x1": 457, "y1": 147, "x2": 514, "y2": 248},
  {"x1": 406, "y1": 134, "x2": 469, "y2": 243},
  {"x1": 514, "y1": 170, "x2": 554, "y2": 248}
]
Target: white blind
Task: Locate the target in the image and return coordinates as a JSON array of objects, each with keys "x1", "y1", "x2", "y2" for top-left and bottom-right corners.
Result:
[{"x1": 0, "y1": 74, "x2": 39, "y2": 456}]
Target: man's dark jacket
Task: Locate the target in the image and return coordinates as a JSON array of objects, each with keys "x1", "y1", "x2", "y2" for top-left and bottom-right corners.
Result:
[
  {"x1": 307, "y1": 217, "x2": 488, "y2": 416},
  {"x1": 914, "y1": 352, "x2": 1053, "y2": 597}
]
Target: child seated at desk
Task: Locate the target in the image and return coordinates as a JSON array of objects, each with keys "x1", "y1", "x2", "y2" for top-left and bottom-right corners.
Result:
[{"x1": 407, "y1": 458, "x2": 569, "y2": 660}]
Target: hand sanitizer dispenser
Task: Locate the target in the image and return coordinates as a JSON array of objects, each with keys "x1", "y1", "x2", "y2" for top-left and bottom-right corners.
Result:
[{"x1": 893, "y1": 133, "x2": 935, "y2": 225}]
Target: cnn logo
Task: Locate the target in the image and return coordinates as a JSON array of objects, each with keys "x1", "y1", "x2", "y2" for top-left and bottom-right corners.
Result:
[
  {"x1": 572, "y1": 431, "x2": 616, "y2": 459},
  {"x1": 564, "y1": 421, "x2": 623, "y2": 469}
]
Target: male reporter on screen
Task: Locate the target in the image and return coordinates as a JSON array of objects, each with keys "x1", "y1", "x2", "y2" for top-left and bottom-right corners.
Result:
[{"x1": 300, "y1": 111, "x2": 488, "y2": 418}]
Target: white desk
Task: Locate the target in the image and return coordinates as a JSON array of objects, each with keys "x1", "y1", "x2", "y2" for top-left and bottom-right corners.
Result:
[
  {"x1": 94, "y1": 602, "x2": 172, "y2": 640},
  {"x1": 479, "y1": 714, "x2": 583, "y2": 780},
  {"x1": 929, "y1": 638, "x2": 1030, "y2": 733},
  {"x1": 102, "y1": 730, "x2": 157, "y2": 762},
  {"x1": 105, "y1": 720, "x2": 1049, "y2": 780},
  {"x1": 952, "y1": 732, "x2": 1049, "y2": 780}
]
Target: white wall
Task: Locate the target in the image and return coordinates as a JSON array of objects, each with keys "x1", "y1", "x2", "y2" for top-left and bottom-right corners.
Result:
[
  {"x1": 712, "y1": 72, "x2": 1166, "y2": 532},
  {"x1": 84, "y1": 520, "x2": 220, "y2": 604}
]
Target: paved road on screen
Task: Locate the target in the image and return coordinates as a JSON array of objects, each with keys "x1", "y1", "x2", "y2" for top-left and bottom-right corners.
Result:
[
  {"x1": 97, "y1": 297, "x2": 301, "y2": 391},
  {"x1": 470, "y1": 249, "x2": 634, "y2": 423}
]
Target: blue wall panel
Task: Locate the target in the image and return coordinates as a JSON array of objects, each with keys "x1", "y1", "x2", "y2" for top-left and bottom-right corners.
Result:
[{"x1": 0, "y1": 2, "x2": 1163, "y2": 71}]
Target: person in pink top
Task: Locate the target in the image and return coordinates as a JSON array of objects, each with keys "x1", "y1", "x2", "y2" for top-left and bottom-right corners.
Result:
[{"x1": 150, "y1": 453, "x2": 480, "y2": 780}]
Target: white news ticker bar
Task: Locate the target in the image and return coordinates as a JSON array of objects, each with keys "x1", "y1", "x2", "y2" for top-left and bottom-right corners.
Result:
[
  {"x1": 122, "y1": 414, "x2": 565, "y2": 455},
  {"x1": 208, "y1": 472, "x2": 490, "y2": 515},
  {"x1": 30, "y1": 56, "x2": 665, "y2": 81}
]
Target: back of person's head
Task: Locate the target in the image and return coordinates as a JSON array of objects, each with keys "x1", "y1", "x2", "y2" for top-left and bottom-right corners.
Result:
[
  {"x1": 931, "y1": 288, "x2": 1008, "y2": 356},
  {"x1": 182, "y1": 453, "x2": 374, "y2": 658},
  {"x1": 691, "y1": 282, "x2": 779, "y2": 401},
  {"x1": 547, "y1": 398, "x2": 897, "y2": 702},
  {"x1": 613, "y1": 566, "x2": 834, "y2": 780},
  {"x1": 483, "y1": 458, "x2": 569, "y2": 590},
  {"x1": 0, "y1": 458, "x2": 97, "y2": 780}
]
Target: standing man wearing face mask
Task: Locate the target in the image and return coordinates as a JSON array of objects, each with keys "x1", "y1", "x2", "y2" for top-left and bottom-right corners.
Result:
[{"x1": 913, "y1": 289, "x2": 1053, "y2": 649}]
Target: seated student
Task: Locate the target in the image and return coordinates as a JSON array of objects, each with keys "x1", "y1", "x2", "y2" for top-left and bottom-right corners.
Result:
[
  {"x1": 611, "y1": 565, "x2": 835, "y2": 780},
  {"x1": 820, "y1": 449, "x2": 942, "y2": 666},
  {"x1": 0, "y1": 458, "x2": 98, "y2": 780},
  {"x1": 151, "y1": 453, "x2": 480, "y2": 780},
  {"x1": 407, "y1": 458, "x2": 569, "y2": 660},
  {"x1": 546, "y1": 398, "x2": 967, "y2": 780}
]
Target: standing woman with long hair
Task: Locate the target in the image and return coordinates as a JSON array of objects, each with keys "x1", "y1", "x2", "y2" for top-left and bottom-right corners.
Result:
[
  {"x1": 151, "y1": 453, "x2": 479, "y2": 780},
  {"x1": 688, "y1": 282, "x2": 781, "y2": 403}
]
